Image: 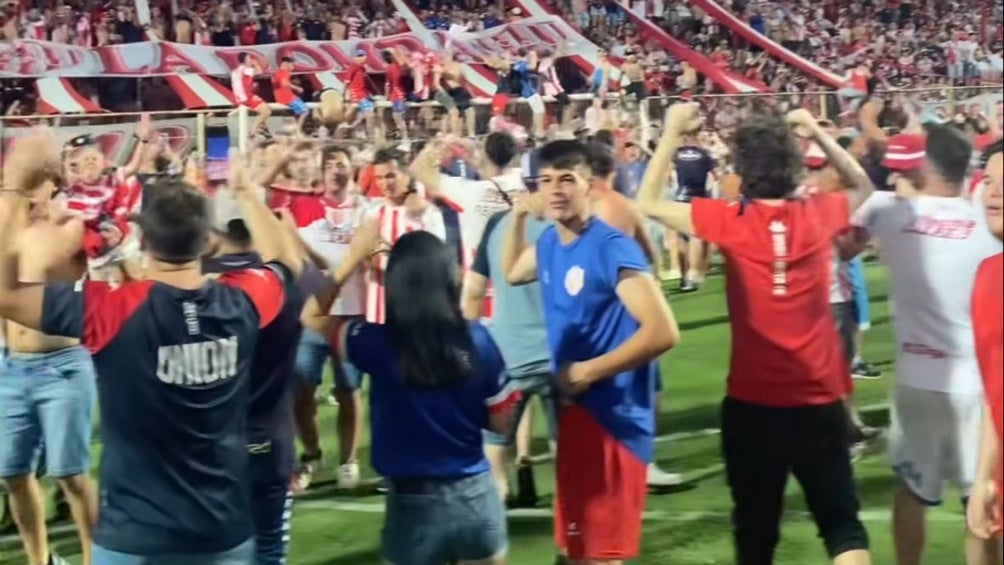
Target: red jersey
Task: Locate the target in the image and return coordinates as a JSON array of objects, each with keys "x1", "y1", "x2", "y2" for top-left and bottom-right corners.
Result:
[
  {"x1": 386, "y1": 62, "x2": 405, "y2": 101},
  {"x1": 972, "y1": 253, "x2": 1003, "y2": 529},
  {"x1": 347, "y1": 64, "x2": 368, "y2": 101},
  {"x1": 692, "y1": 193, "x2": 852, "y2": 406},
  {"x1": 271, "y1": 69, "x2": 296, "y2": 105},
  {"x1": 65, "y1": 171, "x2": 140, "y2": 259}
]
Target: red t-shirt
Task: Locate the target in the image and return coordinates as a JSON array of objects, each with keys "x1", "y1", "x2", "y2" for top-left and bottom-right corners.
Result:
[
  {"x1": 347, "y1": 64, "x2": 368, "y2": 101},
  {"x1": 972, "y1": 253, "x2": 1003, "y2": 528},
  {"x1": 386, "y1": 62, "x2": 405, "y2": 101},
  {"x1": 692, "y1": 193, "x2": 852, "y2": 406},
  {"x1": 271, "y1": 69, "x2": 296, "y2": 105}
]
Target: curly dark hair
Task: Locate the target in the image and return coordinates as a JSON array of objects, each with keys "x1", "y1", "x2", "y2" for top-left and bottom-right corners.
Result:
[{"x1": 731, "y1": 114, "x2": 802, "y2": 199}]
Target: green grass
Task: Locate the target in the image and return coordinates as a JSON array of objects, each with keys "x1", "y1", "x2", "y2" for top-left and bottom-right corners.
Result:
[{"x1": 0, "y1": 265, "x2": 971, "y2": 564}]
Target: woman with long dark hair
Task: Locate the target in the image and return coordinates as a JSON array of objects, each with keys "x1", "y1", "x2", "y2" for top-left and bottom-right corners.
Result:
[{"x1": 334, "y1": 230, "x2": 518, "y2": 565}]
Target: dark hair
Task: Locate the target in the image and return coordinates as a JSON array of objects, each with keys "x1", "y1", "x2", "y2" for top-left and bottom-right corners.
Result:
[
  {"x1": 384, "y1": 231, "x2": 474, "y2": 388},
  {"x1": 381, "y1": 50, "x2": 394, "y2": 64},
  {"x1": 483, "y1": 131, "x2": 517, "y2": 168},
  {"x1": 280, "y1": 56, "x2": 293, "y2": 64},
  {"x1": 217, "y1": 219, "x2": 252, "y2": 247},
  {"x1": 980, "y1": 138, "x2": 1003, "y2": 170},
  {"x1": 593, "y1": 129, "x2": 615, "y2": 148},
  {"x1": 732, "y1": 114, "x2": 801, "y2": 199},
  {"x1": 925, "y1": 124, "x2": 971, "y2": 186},
  {"x1": 373, "y1": 147, "x2": 402, "y2": 167},
  {"x1": 237, "y1": 52, "x2": 250, "y2": 64},
  {"x1": 136, "y1": 179, "x2": 210, "y2": 263},
  {"x1": 584, "y1": 141, "x2": 616, "y2": 178},
  {"x1": 323, "y1": 145, "x2": 352, "y2": 164},
  {"x1": 537, "y1": 139, "x2": 589, "y2": 172}
]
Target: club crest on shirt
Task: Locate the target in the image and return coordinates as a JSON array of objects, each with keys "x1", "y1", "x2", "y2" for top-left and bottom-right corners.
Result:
[{"x1": 564, "y1": 265, "x2": 585, "y2": 296}]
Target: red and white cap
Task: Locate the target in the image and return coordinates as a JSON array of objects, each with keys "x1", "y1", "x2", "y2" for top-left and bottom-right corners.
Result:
[
  {"x1": 882, "y1": 133, "x2": 926, "y2": 171},
  {"x1": 803, "y1": 142, "x2": 828, "y2": 169}
]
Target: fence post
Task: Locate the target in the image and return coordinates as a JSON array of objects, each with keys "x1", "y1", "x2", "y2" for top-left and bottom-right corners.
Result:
[
  {"x1": 237, "y1": 106, "x2": 249, "y2": 154},
  {"x1": 196, "y1": 112, "x2": 207, "y2": 157}
]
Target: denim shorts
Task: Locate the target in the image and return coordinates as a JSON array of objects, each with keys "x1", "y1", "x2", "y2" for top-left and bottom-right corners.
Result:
[
  {"x1": 93, "y1": 538, "x2": 255, "y2": 565},
  {"x1": 294, "y1": 328, "x2": 361, "y2": 391},
  {"x1": 382, "y1": 471, "x2": 507, "y2": 565},
  {"x1": 0, "y1": 346, "x2": 96, "y2": 478},
  {"x1": 483, "y1": 370, "x2": 556, "y2": 447}
]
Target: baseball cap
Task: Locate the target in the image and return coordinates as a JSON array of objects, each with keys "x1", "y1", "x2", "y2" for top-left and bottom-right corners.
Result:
[
  {"x1": 881, "y1": 133, "x2": 926, "y2": 171},
  {"x1": 354, "y1": 48, "x2": 365, "y2": 57}
]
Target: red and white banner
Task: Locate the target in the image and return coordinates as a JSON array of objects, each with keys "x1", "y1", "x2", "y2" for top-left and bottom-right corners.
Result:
[
  {"x1": 509, "y1": 0, "x2": 770, "y2": 93},
  {"x1": 0, "y1": 14, "x2": 605, "y2": 98},
  {"x1": 34, "y1": 77, "x2": 106, "y2": 114},
  {"x1": 688, "y1": 0, "x2": 847, "y2": 88},
  {"x1": 2, "y1": 118, "x2": 196, "y2": 164},
  {"x1": 165, "y1": 74, "x2": 237, "y2": 108}
]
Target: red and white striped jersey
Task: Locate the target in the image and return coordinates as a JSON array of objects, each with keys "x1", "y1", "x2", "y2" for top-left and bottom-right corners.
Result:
[
  {"x1": 344, "y1": 14, "x2": 366, "y2": 39},
  {"x1": 230, "y1": 65, "x2": 256, "y2": 102},
  {"x1": 363, "y1": 201, "x2": 446, "y2": 324}
]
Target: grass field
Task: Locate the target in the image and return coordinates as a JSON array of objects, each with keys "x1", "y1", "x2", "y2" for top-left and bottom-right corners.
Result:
[{"x1": 0, "y1": 264, "x2": 973, "y2": 564}]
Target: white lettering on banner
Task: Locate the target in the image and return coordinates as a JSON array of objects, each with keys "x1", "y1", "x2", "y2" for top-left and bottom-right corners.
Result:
[
  {"x1": 0, "y1": 16, "x2": 583, "y2": 78},
  {"x1": 156, "y1": 336, "x2": 239, "y2": 386}
]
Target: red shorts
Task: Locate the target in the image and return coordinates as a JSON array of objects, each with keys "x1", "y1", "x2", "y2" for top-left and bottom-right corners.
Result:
[
  {"x1": 491, "y1": 93, "x2": 509, "y2": 116},
  {"x1": 239, "y1": 95, "x2": 266, "y2": 109},
  {"x1": 554, "y1": 405, "x2": 647, "y2": 560}
]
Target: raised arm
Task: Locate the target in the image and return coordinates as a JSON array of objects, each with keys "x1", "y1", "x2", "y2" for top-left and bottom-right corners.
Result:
[
  {"x1": 501, "y1": 195, "x2": 543, "y2": 285},
  {"x1": 636, "y1": 103, "x2": 702, "y2": 235},
  {"x1": 0, "y1": 132, "x2": 81, "y2": 330},
  {"x1": 787, "y1": 109, "x2": 875, "y2": 213}
]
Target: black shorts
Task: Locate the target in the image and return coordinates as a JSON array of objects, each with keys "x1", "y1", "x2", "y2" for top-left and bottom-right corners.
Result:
[
  {"x1": 447, "y1": 86, "x2": 472, "y2": 112},
  {"x1": 674, "y1": 188, "x2": 709, "y2": 203},
  {"x1": 721, "y1": 397, "x2": 869, "y2": 561}
]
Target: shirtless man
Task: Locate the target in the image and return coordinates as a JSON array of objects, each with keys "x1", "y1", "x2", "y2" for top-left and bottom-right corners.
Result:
[
  {"x1": 0, "y1": 183, "x2": 97, "y2": 565},
  {"x1": 434, "y1": 52, "x2": 474, "y2": 137}
]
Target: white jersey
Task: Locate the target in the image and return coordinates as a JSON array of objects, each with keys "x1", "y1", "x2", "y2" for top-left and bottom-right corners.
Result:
[
  {"x1": 364, "y1": 200, "x2": 446, "y2": 323},
  {"x1": 297, "y1": 194, "x2": 369, "y2": 317},
  {"x1": 853, "y1": 192, "x2": 1003, "y2": 394},
  {"x1": 438, "y1": 169, "x2": 526, "y2": 268},
  {"x1": 230, "y1": 65, "x2": 255, "y2": 102}
]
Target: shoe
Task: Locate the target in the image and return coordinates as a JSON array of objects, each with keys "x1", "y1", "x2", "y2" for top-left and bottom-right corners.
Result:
[
  {"x1": 375, "y1": 476, "x2": 389, "y2": 494},
  {"x1": 647, "y1": 463, "x2": 684, "y2": 487},
  {"x1": 337, "y1": 461, "x2": 361, "y2": 490},
  {"x1": 659, "y1": 268, "x2": 682, "y2": 281},
  {"x1": 512, "y1": 463, "x2": 538, "y2": 508},
  {"x1": 679, "y1": 279, "x2": 697, "y2": 292},
  {"x1": 851, "y1": 361, "x2": 881, "y2": 380},
  {"x1": 849, "y1": 442, "x2": 866, "y2": 463}
]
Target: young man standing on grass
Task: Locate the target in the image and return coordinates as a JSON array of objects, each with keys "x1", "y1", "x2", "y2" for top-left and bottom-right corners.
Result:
[
  {"x1": 502, "y1": 139, "x2": 679, "y2": 565},
  {"x1": 967, "y1": 140, "x2": 1003, "y2": 551},
  {"x1": 639, "y1": 104, "x2": 874, "y2": 565},
  {"x1": 846, "y1": 128, "x2": 1002, "y2": 565}
]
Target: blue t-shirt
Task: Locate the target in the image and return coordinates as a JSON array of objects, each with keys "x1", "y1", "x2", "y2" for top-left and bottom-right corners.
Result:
[
  {"x1": 341, "y1": 320, "x2": 516, "y2": 478},
  {"x1": 535, "y1": 219, "x2": 657, "y2": 463},
  {"x1": 513, "y1": 61, "x2": 537, "y2": 99},
  {"x1": 40, "y1": 265, "x2": 289, "y2": 554},
  {"x1": 471, "y1": 211, "x2": 551, "y2": 377},
  {"x1": 614, "y1": 159, "x2": 648, "y2": 199}
]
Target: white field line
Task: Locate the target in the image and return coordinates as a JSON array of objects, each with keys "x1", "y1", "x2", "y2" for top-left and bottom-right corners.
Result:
[{"x1": 296, "y1": 499, "x2": 963, "y2": 524}]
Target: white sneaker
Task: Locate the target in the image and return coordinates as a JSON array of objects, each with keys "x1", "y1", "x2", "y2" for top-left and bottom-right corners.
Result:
[
  {"x1": 647, "y1": 463, "x2": 684, "y2": 487},
  {"x1": 338, "y1": 461, "x2": 361, "y2": 490}
]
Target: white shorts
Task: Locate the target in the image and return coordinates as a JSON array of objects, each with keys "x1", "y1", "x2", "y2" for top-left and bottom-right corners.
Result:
[
  {"x1": 889, "y1": 386, "x2": 983, "y2": 505},
  {"x1": 525, "y1": 94, "x2": 545, "y2": 115}
]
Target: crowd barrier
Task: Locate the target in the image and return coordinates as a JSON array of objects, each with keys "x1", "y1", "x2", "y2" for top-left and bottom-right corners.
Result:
[{"x1": 0, "y1": 85, "x2": 1000, "y2": 168}]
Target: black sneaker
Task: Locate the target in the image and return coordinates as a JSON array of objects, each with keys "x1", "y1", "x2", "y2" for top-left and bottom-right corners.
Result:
[
  {"x1": 375, "y1": 477, "x2": 389, "y2": 495},
  {"x1": 852, "y1": 361, "x2": 881, "y2": 380},
  {"x1": 512, "y1": 463, "x2": 538, "y2": 508},
  {"x1": 679, "y1": 278, "x2": 697, "y2": 293}
]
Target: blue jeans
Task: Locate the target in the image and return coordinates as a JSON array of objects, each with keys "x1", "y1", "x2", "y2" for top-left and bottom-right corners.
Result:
[
  {"x1": 382, "y1": 471, "x2": 507, "y2": 565},
  {"x1": 847, "y1": 256, "x2": 871, "y2": 331},
  {"x1": 0, "y1": 346, "x2": 96, "y2": 478},
  {"x1": 93, "y1": 538, "x2": 255, "y2": 565},
  {"x1": 483, "y1": 370, "x2": 556, "y2": 447},
  {"x1": 294, "y1": 327, "x2": 362, "y2": 391}
]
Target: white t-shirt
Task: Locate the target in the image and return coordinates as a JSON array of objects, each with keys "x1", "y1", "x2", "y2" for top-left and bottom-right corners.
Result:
[
  {"x1": 437, "y1": 169, "x2": 526, "y2": 268},
  {"x1": 297, "y1": 194, "x2": 370, "y2": 317},
  {"x1": 363, "y1": 199, "x2": 446, "y2": 323},
  {"x1": 853, "y1": 192, "x2": 1003, "y2": 394}
]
